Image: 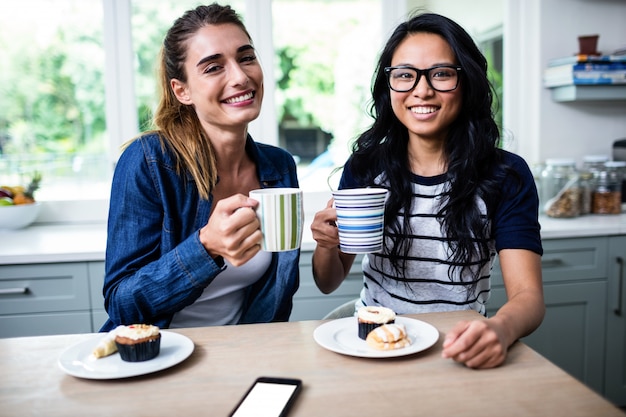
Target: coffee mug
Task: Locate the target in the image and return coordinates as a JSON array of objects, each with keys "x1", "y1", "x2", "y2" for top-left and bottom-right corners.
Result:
[
  {"x1": 249, "y1": 188, "x2": 304, "y2": 252},
  {"x1": 332, "y1": 188, "x2": 388, "y2": 254}
]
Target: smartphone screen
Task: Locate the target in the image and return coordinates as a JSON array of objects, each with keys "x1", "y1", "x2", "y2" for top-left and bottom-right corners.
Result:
[{"x1": 230, "y1": 377, "x2": 302, "y2": 417}]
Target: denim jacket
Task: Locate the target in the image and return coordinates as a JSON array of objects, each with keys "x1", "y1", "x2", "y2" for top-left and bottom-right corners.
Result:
[{"x1": 100, "y1": 133, "x2": 300, "y2": 331}]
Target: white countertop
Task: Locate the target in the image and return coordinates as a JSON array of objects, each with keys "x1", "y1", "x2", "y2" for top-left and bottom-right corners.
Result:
[
  {"x1": 1, "y1": 214, "x2": 626, "y2": 265},
  {"x1": 539, "y1": 213, "x2": 626, "y2": 238},
  {"x1": 0, "y1": 223, "x2": 108, "y2": 264}
]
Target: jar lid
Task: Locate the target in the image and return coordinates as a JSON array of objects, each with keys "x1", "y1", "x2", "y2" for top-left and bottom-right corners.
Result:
[
  {"x1": 545, "y1": 158, "x2": 576, "y2": 166},
  {"x1": 582, "y1": 155, "x2": 609, "y2": 163}
]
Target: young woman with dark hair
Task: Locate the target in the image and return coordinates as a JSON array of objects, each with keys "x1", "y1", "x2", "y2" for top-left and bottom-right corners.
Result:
[{"x1": 311, "y1": 12, "x2": 544, "y2": 369}]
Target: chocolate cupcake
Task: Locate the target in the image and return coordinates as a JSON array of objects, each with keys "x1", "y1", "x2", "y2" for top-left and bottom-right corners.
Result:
[
  {"x1": 357, "y1": 306, "x2": 395, "y2": 340},
  {"x1": 114, "y1": 324, "x2": 161, "y2": 362}
]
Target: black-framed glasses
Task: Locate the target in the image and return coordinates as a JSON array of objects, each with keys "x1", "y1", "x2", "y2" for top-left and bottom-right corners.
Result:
[{"x1": 384, "y1": 65, "x2": 462, "y2": 92}]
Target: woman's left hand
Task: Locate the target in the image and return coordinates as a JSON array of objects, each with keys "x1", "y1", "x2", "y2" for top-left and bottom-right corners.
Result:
[{"x1": 441, "y1": 319, "x2": 508, "y2": 369}]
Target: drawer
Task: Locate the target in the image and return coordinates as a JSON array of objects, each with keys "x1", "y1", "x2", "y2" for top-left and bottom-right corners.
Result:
[
  {"x1": 88, "y1": 261, "x2": 105, "y2": 311},
  {"x1": 290, "y1": 296, "x2": 357, "y2": 321},
  {"x1": 0, "y1": 312, "x2": 92, "y2": 338},
  {"x1": 88, "y1": 261, "x2": 108, "y2": 332},
  {"x1": 296, "y1": 252, "x2": 363, "y2": 299},
  {"x1": 0, "y1": 263, "x2": 90, "y2": 315},
  {"x1": 92, "y1": 310, "x2": 109, "y2": 332},
  {"x1": 298, "y1": 251, "x2": 363, "y2": 272},
  {"x1": 293, "y1": 251, "x2": 363, "y2": 320},
  {"x1": 490, "y1": 236, "x2": 608, "y2": 287},
  {"x1": 541, "y1": 237, "x2": 608, "y2": 283}
]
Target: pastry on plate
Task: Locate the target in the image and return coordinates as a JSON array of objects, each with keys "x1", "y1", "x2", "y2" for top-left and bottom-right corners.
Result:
[
  {"x1": 114, "y1": 324, "x2": 161, "y2": 362},
  {"x1": 92, "y1": 326, "x2": 122, "y2": 359},
  {"x1": 357, "y1": 306, "x2": 396, "y2": 340},
  {"x1": 366, "y1": 323, "x2": 412, "y2": 351}
]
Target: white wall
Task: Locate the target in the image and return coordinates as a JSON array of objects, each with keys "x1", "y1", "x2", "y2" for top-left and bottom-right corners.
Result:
[{"x1": 506, "y1": 0, "x2": 626, "y2": 167}]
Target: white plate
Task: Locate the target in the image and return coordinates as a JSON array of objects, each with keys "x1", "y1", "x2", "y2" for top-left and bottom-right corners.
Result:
[
  {"x1": 313, "y1": 316, "x2": 439, "y2": 358},
  {"x1": 58, "y1": 331, "x2": 194, "y2": 379}
]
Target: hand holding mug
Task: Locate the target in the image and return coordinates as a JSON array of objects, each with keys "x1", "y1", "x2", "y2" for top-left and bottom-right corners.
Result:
[
  {"x1": 199, "y1": 194, "x2": 262, "y2": 266},
  {"x1": 310, "y1": 198, "x2": 340, "y2": 250}
]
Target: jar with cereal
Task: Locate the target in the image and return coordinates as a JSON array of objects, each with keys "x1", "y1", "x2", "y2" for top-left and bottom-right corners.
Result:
[
  {"x1": 592, "y1": 162, "x2": 623, "y2": 214},
  {"x1": 578, "y1": 170, "x2": 594, "y2": 215},
  {"x1": 541, "y1": 158, "x2": 581, "y2": 218}
]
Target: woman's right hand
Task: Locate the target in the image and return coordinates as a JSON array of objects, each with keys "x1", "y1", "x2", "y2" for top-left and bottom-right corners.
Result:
[
  {"x1": 199, "y1": 194, "x2": 262, "y2": 267},
  {"x1": 310, "y1": 198, "x2": 340, "y2": 250}
]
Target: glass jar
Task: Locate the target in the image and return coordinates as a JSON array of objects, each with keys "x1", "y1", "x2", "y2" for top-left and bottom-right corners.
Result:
[
  {"x1": 592, "y1": 162, "x2": 622, "y2": 214},
  {"x1": 540, "y1": 158, "x2": 581, "y2": 218},
  {"x1": 578, "y1": 171, "x2": 594, "y2": 215},
  {"x1": 606, "y1": 160, "x2": 626, "y2": 211},
  {"x1": 582, "y1": 154, "x2": 609, "y2": 177}
]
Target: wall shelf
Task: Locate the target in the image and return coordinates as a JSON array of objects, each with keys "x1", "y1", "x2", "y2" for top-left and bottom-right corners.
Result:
[{"x1": 549, "y1": 85, "x2": 626, "y2": 102}]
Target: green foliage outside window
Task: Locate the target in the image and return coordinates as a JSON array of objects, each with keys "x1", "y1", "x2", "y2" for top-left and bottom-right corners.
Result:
[
  {"x1": 0, "y1": 1, "x2": 107, "y2": 188},
  {"x1": 0, "y1": 27, "x2": 105, "y2": 156}
]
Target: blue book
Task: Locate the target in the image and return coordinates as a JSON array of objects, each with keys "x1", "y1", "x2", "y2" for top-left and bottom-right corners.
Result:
[
  {"x1": 548, "y1": 54, "x2": 626, "y2": 67},
  {"x1": 545, "y1": 62, "x2": 626, "y2": 79}
]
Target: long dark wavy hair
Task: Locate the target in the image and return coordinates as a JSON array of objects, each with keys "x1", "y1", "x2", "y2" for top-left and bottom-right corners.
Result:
[{"x1": 347, "y1": 12, "x2": 512, "y2": 281}]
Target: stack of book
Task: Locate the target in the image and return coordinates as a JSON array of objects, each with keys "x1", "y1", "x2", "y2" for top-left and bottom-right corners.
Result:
[{"x1": 543, "y1": 54, "x2": 626, "y2": 88}]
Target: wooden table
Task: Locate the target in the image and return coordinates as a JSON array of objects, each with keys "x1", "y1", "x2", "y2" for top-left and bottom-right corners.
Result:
[{"x1": 0, "y1": 310, "x2": 623, "y2": 417}]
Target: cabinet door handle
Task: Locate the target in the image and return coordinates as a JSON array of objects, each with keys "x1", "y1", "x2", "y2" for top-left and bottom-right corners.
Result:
[
  {"x1": 615, "y1": 256, "x2": 624, "y2": 316},
  {"x1": 0, "y1": 287, "x2": 29, "y2": 295},
  {"x1": 540, "y1": 258, "x2": 563, "y2": 267}
]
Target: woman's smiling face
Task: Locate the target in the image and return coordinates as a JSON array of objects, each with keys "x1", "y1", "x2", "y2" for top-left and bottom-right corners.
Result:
[
  {"x1": 389, "y1": 32, "x2": 462, "y2": 143},
  {"x1": 172, "y1": 23, "x2": 264, "y2": 131}
]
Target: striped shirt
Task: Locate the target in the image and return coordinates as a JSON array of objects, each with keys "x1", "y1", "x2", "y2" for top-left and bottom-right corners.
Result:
[{"x1": 340, "y1": 150, "x2": 542, "y2": 315}]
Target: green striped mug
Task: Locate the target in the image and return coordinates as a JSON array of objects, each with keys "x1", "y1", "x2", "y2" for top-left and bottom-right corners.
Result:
[{"x1": 249, "y1": 188, "x2": 303, "y2": 252}]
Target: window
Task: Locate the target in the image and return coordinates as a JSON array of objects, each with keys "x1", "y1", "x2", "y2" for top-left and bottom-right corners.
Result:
[
  {"x1": 0, "y1": 0, "x2": 108, "y2": 201},
  {"x1": 421, "y1": 1, "x2": 504, "y2": 136},
  {"x1": 130, "y1": 0, "x2": 392, "y2": 193},
  {"x1": 272, "y1": 0, "x2": 384, "y2": 192},
  {"x1": 1, "y1": 1, "x2": 502, "y2": 220},
  {"x1": 0, "y1": 1, "x2": 417, "y2": 221},
  {"x1": 477, "y1": 25, "x2": 504, "y2": 138},
  {"x1": 130, "y1": 0, "x2": 245, "y2": 131}
]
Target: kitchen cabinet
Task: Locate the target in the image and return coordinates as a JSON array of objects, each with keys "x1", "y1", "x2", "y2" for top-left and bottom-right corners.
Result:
[
  {"x1": 0, "y1": 261, "x2": 106, "y2": 338},
  {"x1": 289, "y1": 252, "x2": 363, "y2": 321},
  {"x1": 88, "y1": 261, "x2": 107, "y2": 331},
  {"x1": 0, "y1": 252, "x2": 365, "y2": 336},
  {"x1": 488, "y1": 236, "x2": 625, "y2": 406},
  {"x1": 606, "y1": 236, "x2": 626, "y2": 405}
]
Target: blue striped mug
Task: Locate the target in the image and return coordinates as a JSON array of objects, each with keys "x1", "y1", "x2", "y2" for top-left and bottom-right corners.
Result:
[{"x1": 332, "y1": 188, "x2": 388, "y2": 254}]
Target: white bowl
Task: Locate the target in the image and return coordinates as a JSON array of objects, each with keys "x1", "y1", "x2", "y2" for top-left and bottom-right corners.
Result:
[{"x1": 0, "y1": 202, "x2": 42, "y2": 230}]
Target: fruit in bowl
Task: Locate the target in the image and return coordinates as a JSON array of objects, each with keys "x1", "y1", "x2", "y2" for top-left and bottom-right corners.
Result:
[
  {"x1": 0, "y1": 202, "x2": 42, "y2": 230},
  {"x1": 0, "y1": 173, "x2": 42, "y2": 230}
]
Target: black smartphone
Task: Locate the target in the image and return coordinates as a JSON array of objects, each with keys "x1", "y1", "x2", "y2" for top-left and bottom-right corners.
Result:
[{"x1": 229, "y1": 376, "x2": 303, "y2": 417}]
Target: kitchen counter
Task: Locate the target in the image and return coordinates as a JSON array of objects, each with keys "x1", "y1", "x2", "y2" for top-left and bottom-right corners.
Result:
[
  {"x1": 0, "y1": 223, "x2": 108, "y2": 264},
  {"x1": 1, "y1": 214, "x2": 626, "y2": 265},
  {"x1": 539, "y1": 213, "x2": 626, "y2": 238}
]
